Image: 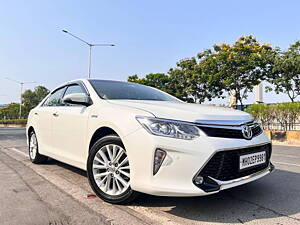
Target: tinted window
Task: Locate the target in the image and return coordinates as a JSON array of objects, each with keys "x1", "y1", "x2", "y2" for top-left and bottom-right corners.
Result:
[
  {"x1": 89, "y1": 80, "x2": 179, "y2": 101},
  {"x1": 43, "y1": 87, "x2": 66, "y2": 106},
  {"x1": 64, "y1": 84, "x2": 85, "y2": 96}
]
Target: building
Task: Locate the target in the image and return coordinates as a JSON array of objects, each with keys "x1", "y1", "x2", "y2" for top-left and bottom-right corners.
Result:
[{"x1": 254, "y1": 83, "x2": 263, "y2": 103}]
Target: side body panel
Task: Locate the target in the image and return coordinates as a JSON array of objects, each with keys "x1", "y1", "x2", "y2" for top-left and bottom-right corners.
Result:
[
  {"x1": 50, "y1": 105, "x2": 91, "y2": 169},
  {"x1": 27, "y1": 106, "x2": 54, "y2": 155}
]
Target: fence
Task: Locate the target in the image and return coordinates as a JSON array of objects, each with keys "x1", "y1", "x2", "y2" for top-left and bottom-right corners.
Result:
[{"x1": 261, "y1": 123, "x2": 300, "y2": 131}]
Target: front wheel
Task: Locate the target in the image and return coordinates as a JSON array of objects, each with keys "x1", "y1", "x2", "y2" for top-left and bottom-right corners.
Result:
[{"x1": 87, "y1": 135, "x2": 139, "y2": 204}]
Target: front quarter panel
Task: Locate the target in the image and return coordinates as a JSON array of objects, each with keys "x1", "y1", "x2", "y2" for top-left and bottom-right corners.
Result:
[{"x1": 85, "y1": 102, "x2": 153, "y2": 167}]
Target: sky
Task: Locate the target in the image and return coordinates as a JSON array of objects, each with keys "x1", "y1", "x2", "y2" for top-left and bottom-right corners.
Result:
[{"x1": 0, "y1": 0, "x2": 299, "y2": 104}]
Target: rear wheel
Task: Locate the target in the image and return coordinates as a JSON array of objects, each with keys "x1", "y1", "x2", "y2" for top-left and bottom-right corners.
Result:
[
  {"x1": 28, "y1": 131, "x2": 48, "y2": 164},
  {"x1": 87, "y1": 135, "x2": 139, "y2": 204}
]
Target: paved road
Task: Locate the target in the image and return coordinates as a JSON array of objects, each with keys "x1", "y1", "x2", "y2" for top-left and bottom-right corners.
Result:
[{"x1": 1, "y1": 128, "x2": 300, "y2": 225}]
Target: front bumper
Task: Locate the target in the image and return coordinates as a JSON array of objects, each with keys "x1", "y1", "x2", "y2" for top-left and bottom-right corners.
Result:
[
  {"x1": 123, "y1": 127, "x2": 273, "y2": 197},
  {"x1": 194, "y1": 163, "x2": 275, "y2": 194}
]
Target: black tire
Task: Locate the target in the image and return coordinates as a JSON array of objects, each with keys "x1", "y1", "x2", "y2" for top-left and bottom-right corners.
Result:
[
  {"x1": 87, "y1": 135, "x2": 139, "y2": 204},
  {"x1": 28, "y1": 131, "x2": 48, "y2": 164}
]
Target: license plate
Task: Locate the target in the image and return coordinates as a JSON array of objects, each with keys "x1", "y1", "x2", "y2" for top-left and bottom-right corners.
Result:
[{"x1": 239, "y1": 151, "x2": 266, "y2": 170}]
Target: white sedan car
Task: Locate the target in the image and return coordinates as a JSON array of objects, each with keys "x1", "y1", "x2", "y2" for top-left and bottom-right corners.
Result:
[{"x1": 27, "y1": 79, "x2": 274, "y2": 204}]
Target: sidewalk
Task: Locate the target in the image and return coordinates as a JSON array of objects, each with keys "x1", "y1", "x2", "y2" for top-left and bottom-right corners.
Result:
[{"x1": 0, "y1": 149, "x2": 106, "y2": 225}]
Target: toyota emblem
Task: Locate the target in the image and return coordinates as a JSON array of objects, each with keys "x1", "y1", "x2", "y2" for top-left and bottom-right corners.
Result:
[{"x1": 241, "y1": 125, "x2": 253, "y2": 140}]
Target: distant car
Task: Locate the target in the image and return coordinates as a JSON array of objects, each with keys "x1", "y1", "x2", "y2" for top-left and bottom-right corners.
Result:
[{"x1": 26, "y1": 79, "x2": 274, "y2": 204}]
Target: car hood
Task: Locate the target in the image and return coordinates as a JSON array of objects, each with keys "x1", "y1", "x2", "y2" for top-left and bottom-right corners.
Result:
[{"x1": 107, "y1": 100, "x2": 253, "y2": 122}]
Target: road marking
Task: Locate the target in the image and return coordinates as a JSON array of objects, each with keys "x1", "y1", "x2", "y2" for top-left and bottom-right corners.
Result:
[
  {"x1": 273, "y1": 161, "x2": 300, "y2": 167},
  {"x1": 10, "y1": 147, "x2": 28, "y2": 158}
]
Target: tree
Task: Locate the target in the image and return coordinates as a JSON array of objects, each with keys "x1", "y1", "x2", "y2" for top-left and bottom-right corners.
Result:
[
  {"x1": 0, "y1": 103, "x2": 20, "y2": 119},
  {"x1": 198, "y1": 35, "x2": 276, "y2": 109},
  {"x1": 128, "y1": 73, "x2": 171, "y2": 93},
  {"x1": 128, "y1": 59, "x2": 221, "y2": 103},
  {"x1": 272, "y1": 102, "x2": 300, "y2": 131},
  {"x1": 167, "y1": 58, "x2": 223, "y2": 103},
  {"x1": 266, "y1": 41, "x2": 300, "y2": 102},
  {"x1": 167, "y1": 58, "x2": 199, "y2": 102},
  {"x1": 22, "y1": 86, "x2": 50, "y2": 117},
  {"x1": 128, "y1": 73, "x2": 181, "y2": 98},
  {"x1": 245, "y1": 104, "x2": 274, "y2": 129}
]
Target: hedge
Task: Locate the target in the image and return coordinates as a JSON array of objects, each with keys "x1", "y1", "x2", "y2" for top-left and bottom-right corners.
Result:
[
  {"x1": 245, "y1": 102, "x2": 300, "y2": 130},
  {"x1": 0, "y1": 119, "x2": 27, "y2": 125}
]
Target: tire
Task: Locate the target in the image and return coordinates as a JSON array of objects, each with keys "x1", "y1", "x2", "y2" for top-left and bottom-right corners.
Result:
[
  {"x1": 87, "y1": 135, "x2": 139, "y2": 204},
  {"x1": 28, "y1": 131, "x2": 48, "y2": 164}
]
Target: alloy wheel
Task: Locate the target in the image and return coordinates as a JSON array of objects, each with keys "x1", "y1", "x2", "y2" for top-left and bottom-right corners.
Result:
[
  {"x1": 92, "y1": 144, "x2": 130, "y2": 196},
  {"x1": 29, "y1": 133, "x2": 38, "y2": 160}
]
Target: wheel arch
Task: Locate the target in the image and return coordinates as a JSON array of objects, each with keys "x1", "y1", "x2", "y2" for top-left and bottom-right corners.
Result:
[
  {"x1": 27, "y1": 126, "x2": 35, "y2": 138},
  {"x1": 88, "y1": 126, "x2": 120, "y2": 152}
]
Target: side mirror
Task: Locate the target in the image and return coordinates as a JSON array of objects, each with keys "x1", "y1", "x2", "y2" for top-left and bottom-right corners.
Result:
[{"x1": 62, "y1": 93, "x2": 92, "y2": 106}]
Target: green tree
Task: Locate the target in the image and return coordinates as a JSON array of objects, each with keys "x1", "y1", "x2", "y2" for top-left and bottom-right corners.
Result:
[
  {"x1": 167, "y1": 58, "x2": 198, "y2": 102},
  {"x1": 168, "y1": 58, "x2": 222, "y2": 103},
  {"x1": 22, "y1": 86, "x2": 49, "y2": 117},
  {"x1": 0, "y1": 103, "x2": 20, "y2": 119},
  {"x1": 245, "y1": 104, "x2": 274, "y2": 129},
  {"x1": 128, "y1": 73, "x2": 171, "y2": 92},
  {"x1": 246, "y1": 102, "x2": 300, "y2": 130},
  {"x1": 198, "y1": 35, "x2": 276, "y2": 109},
  {"x1": 128, "y1": 73, "x2": 178, "y2": 97},
  {"x1": 266, "y1": 41, "x2": 300, "y2": 102},
  {"x1": 128, "y1": 59, "x2": 220, "y2": 103},
  {"x1": 128, "y1": 35, "x2": 277, "y2": 106}
]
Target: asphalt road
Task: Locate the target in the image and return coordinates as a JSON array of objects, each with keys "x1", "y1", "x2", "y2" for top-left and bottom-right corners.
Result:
[{"x1": 1, "y1": 127, "x2": 300, "y2": 225}]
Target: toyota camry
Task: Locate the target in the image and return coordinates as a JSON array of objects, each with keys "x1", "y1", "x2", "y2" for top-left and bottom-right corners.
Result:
[{"x1": 26, "y1": 79, "x2": 274, "y2": 204}]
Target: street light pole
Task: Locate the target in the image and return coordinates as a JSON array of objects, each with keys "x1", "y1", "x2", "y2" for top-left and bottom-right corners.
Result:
[
  {"x1": 5, "y1": 78, "x2": 36, "y2": 119},
  {"x1": 20, "y1": 82, "x2": 23, "y2": 119},
  {"x1": 88, "y1": 45, "x2": 92, "y2": 78},
  {"x1": 62, "y1": 30, "x2": 115, "y2": 78}
]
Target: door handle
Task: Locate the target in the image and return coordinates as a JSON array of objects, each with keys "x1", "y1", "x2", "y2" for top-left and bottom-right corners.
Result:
[
  {"x1": 34, "y1": 112, "x2": 38, "y2": 115},
  {"x1": 53, "y1": 112, "x2": 59, "y2": 117}
]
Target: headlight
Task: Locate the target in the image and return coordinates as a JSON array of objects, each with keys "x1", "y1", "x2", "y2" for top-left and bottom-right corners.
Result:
[{"x1": 136, "y1": 116, "x2": 200, "y2": 140}]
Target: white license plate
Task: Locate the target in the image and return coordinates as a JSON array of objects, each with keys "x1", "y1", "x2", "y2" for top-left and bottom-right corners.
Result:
[{"x1": 239, "y1": 151, "x2": 266, "y2": 170}]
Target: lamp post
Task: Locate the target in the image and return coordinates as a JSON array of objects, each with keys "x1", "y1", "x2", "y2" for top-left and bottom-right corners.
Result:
[
  {"x1": 62, "y1": 30, "x2": 115, "y2": 78},
  {"x1": 5, "y1": 78, "x2": 36, "y2": 119}
]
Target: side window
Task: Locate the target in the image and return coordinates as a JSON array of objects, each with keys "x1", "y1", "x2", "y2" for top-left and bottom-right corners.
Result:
[
  {"x1": 43, "y1": 87, "x2": 66, "y2": 107},
  {"x1": 64, "y1": 84, "x2": 85, "y2": 96}
]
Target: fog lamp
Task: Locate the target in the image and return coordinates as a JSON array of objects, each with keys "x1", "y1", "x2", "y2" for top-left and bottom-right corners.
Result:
[
  {"x1": 194, "y1": 176, "x2": 204, "y2": 185},
  {"x1": 153, "y1": 149, "x2": 166, "y2": 175}
]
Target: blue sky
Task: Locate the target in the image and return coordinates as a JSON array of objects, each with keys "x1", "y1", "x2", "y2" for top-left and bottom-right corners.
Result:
[{"x1": 0, "y1": 0, "x2": 299, "y2": 104}]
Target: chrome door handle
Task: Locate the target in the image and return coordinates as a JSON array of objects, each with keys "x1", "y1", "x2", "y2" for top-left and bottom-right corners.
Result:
[{"x1": 53, "y1": 112, "x2": 59, "y2": 117}]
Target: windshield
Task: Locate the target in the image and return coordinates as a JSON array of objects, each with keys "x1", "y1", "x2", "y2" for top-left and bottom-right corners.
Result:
[{"x1": 89, "y1": 80, "x2": 179, "y2": 101}]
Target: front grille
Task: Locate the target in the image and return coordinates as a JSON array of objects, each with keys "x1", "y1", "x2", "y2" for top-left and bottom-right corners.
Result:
[
  {"x1": 252, "y1": 125, "x2": 263, "y2": 136},
  {"x1": 198, "y1": 124, "x2": 262, "y2": 139},
  {"x1": 198, "y1": 144, "x2": 272, "y2": 181}
]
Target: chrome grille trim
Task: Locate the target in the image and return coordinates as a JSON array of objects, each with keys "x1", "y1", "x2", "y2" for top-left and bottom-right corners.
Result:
[
  {"x1": 194, "y1": 119, "x2": 254, "y2": 126},
  {"x1": 195, "y1": 122, "x2": 263, "y2": 139}
]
